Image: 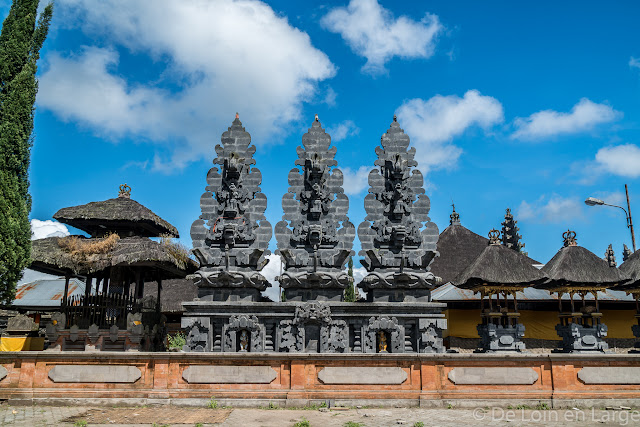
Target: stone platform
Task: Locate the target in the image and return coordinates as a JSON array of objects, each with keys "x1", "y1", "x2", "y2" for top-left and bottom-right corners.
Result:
[
  {"x1": 3, "y1": 352, "x2": 640, "y2": 408},
  {"x1": 181, "y1": 300, "x2": 447, "y2": 353}
]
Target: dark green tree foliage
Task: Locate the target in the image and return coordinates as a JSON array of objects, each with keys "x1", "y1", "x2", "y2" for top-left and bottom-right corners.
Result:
[
  {"x1": 343, "y1": 256, "x2": 356, "y2": 302},
  {"x1": 0, "y1": 1, "x2": 52, "y2": 303}
]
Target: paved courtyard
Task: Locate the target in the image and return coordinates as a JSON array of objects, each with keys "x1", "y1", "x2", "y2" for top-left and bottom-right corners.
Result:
[{"x1": 0, "y1": 404, "x2": 639, "y2": 426}]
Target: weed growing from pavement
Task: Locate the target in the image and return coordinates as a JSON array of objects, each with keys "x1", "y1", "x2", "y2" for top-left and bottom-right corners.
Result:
[
  {"x1": 195, "y1": 423, "x2": 203, "y2": 427},
  {"x1": 536, "y1": 402, "x2": 551, "y2": 410},
  {"x1": 293, "y1": 417, "x2": 311, "y2": 427},
  {"x1": 343, "y1": 422, "x2": 364, "y2": 427},
  {"x1": 414, "y1": 422, "x2": 425, "y2": 427},
  {"x1": 207, "y1": 397, "x2": 219, "y2": 409},
  {"x1": 260, "y1": 401, "x2": 281, "y2": 410},
  {"x1": 73, "y1": 421, "x2": 87, "y2": 427}
]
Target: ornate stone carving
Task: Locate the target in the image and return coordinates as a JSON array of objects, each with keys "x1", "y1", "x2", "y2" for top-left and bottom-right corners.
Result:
[
  {"x1": 418, "y1": 318, "x2": 447, "y2": 353},
  {"x1": 357, "y1": 116, "x2": 439, "y2": 299},
  {"x1": 363, "y1": 316, "x2": 404, "y2": 353},
  {"x1": 277, "y1": 302, "x2": 347, "y2": 353},
  {"x1": 224, "y1": 314, "x2": 263, "y2": 352},
  {"x1": 275, "y1": 116, "x2": 355, "y2": 300},
  {"x1": 183, "y1": 318, "x2": 210, "y2": 352},
  {"x1": 477, "y1": 323, "x2": 526, "y2": 353},
  {"x1": 555, "y1": 323, "x2": 609, "y2": 353},
  {"x1": 190, "y1": 114, "x2": 272, "y2": 297}
]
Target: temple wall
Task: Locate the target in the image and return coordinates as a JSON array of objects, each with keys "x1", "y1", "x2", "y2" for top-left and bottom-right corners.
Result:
[{"x1": 2, "y1": 352, "x2": 640, "y2": 407}]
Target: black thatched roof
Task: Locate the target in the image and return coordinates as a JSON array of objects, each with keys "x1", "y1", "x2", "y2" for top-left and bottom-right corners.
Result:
[
  {"x1": 143, "y1": 278, "x2": 198, "y2": 313},
  {"x1": 537, "y1": 245, "x2": 627, "y2": 290},
  {"x1": 454, "y1": 241, "x2": 547, "y2": 289},
  {"x1": 618, "y1": 249, "x2": 640, "y2": 291},
  {"x1": 430, "y1": 222, "x2": 539, "y2": 285},
  {"x1": 430, "y1": 224, "x2": 489, "y2": 285},
  {"x1": 30, "y1": 236, "x2": 197, "y2": 279},
  {"x1": 54, "y1": 196, "x2": 179, "y2": 238}
]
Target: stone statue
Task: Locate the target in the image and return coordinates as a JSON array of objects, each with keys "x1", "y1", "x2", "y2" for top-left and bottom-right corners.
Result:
[
  {"x1": 378, "y1": 331, "x2": 388, "y2": 353},
  {"x1": 190, "y1": 114, "x2": 272, "y2": 301},
  {"x1": 357, "y1": 115, "x2": 440, "y2": 302},
  {"x1": 275, "y1": 115, "x2": 355, "y2": 301},
  {"x1": 239, "y1": 329, "x2": 249, "y2": 352}
]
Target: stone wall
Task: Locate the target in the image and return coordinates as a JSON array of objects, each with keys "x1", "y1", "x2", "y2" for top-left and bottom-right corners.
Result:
[{"x1": 3, "y1": 352, "x2": 640, "y2": 408}]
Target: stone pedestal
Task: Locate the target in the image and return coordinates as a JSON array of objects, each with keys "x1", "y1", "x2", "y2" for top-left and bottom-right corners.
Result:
[
  {"x1": 476, "y1": 323, "x2": 526, "y2": 353},
  {"x1": 555, "y1": 322, "x2": 609, "y2": 353},
  {"x1": 181, "y1": 300, "x2": 447, "y2": 354}
]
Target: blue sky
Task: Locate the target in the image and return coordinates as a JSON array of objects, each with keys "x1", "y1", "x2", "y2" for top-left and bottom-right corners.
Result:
[{"x1": 11, "y1": 0, "x2": 640, "y2": 278}]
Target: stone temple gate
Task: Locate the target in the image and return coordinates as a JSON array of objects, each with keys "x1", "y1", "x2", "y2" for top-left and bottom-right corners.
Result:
[{"x1": 182, "y1": 114, "x2": 447, "y2": 354}]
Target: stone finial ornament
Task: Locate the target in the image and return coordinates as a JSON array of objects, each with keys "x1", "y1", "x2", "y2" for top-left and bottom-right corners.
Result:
[
  {"x1": 623, "y1": 244, "x2": 632, "y2": 262},
  {"x1": 190, "y1": 114, "x2": 272, "y2": 296},
  {"x1": 275, "y1": 116, "x2": 355, "y2": 300},
  {"x1": 118, "y1": 184, "x2": 131, "y2": 199},
  {"x1": 604, "y1": 244, "x2": 616, "y2": 267},
  {"x1": 501, "y1": 208, "x2": 524, "y2": 252},
  {"x1": 488, "y1": 229, "x2": 501, "y2": 245},
  {"x1": 563, "y1": 230, "x2": 577, "y2": 247},
  {"x1": 450, "y1": 203, "x2": 460, "y2": 226},
  {"x1": 357, "y1": 116, "x2": 440, "y2": 300}
]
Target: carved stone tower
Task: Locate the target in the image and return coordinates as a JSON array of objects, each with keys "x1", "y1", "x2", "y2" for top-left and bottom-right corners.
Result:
[
  {"x1": 357, "y1": 116, "x2": 440, "y2": 302},
  {"x1": 275, "y1": 115, "x2": 355, "y2": 301},
  {"x1": 190, "y1": 114, "x2": 272, "y2": 301}
]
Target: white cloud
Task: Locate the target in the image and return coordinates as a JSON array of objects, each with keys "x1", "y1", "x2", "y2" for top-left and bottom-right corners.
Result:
[
  {"x1": 517, "y1": 195, "x2": 584, "y2": 224},
  {"x1": 327, "y1": 120, "x2": 359, "y2": 142},
  {"x1": 630, "y1": 56, "x2": 640, "y2": 70},
  {"x1": 395, "y1": 90, "x2": 504, "y2": 174},
  {"x1": 30, "y1": 219, "x2": 70, "y2": 240},
  {"x1": 352, "y1": 266, "x2": 367, "y2": 285},
  {"x1": 595, "y1": 144, "x2": 640, "y2": 178},
  {"x1": 512, "y1": 98, "x2": 621, "y2": 140},
  {"x1": 321, "y1": 0, "x2": 442, "y2": 73},
  {"x1": 260, "y1": 254, "x2": 283, "y2": 302},
  {"x1": 38, "y1": 0, "x2": 336, "y2": 171},
  {"x1": 341, "y1": 165, "x2": 370, "y2": 196}
]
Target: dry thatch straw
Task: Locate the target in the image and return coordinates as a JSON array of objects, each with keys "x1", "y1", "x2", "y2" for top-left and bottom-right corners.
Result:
[
  {"x1": 158, "y1": 234, "x2": 191, "y2": 271},
  {"x1": 58, "y1": 233, "x2": 120, "y2": 259}
]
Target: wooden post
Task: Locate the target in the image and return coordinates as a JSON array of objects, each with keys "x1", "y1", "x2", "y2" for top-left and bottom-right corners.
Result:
[
  {"x1": 156, "y1": 279, "x2": 162, "y2": 314},
  {"x1": 62, "y1": 274, "x2": 71, "y2": 307},
  {"x1": 85, "y1": 276, "x2": 92, "y2": 300},
  {"x1": 136, "y1": 271, "x2": 145, "y2": 299}
]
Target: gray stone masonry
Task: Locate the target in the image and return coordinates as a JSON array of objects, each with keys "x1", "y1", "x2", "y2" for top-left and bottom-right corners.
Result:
[
  {"x1": 181, "y1": 300, "x2": 447, "y2": 353},
  {"x1": 476, "y1": 322, "x2": 526, "y2": 353},
  {"x1": 275, "y1": 116, "x2": 355, "y2": 302},
  {"x1": 357, "y1": 116, "x2": 440, "y2": 302},
  {"x1": 190, "y1": 115, "x2": 272, "y2": 301},
  {"x1": 555, "y1": 322, "x2": 609, "y2": 353}
]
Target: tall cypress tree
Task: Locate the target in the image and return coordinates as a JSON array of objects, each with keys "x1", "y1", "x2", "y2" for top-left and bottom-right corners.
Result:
[
  {"x1": 0, "y1": 1, "x2": 52, "y2": 303},
  {"x1": 343, "y1": 256, "x2": 356, "y2": 302}
]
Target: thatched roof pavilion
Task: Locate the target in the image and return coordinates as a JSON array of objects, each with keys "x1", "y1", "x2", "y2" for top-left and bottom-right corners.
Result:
[
  {"x1": 29, "y1": 184, "x2": 195, "y2": 332},
  {"x1": 30, "y1": 236, "x2": 197, "y2": 279},
  {"x1": 537, "y1": 231, "x2": 627, "y2": 292},
  {"x1": 53, "y1": 184, "x2": 178, "y2": 238},
  {"x1": 454, "y1": 230, "x2": 547, "y2": 290}
]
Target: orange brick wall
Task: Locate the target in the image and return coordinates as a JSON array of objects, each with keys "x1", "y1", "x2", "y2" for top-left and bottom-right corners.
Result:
[{"x1": 0, "y1": 352, "x2": 639, "y2": 405}]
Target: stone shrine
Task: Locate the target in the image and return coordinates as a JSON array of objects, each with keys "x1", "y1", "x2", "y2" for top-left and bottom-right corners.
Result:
[
  {"x1": 182, "y1": 115, "x2": 447, "y2": 354},
  {"x1": 358, "y1": 115, "x2": 440, "y2": 302},
  {"x1": 189, "y1": 113, "x2": 273, "y2": 302},
  {"x1": 275, "y1": 115, "x2": 355, "y2": 301}
]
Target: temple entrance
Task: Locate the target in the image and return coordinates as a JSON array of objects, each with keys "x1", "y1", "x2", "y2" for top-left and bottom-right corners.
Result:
[{"x1": 304, "y1": 324, "x2": 320, "y2": 353}]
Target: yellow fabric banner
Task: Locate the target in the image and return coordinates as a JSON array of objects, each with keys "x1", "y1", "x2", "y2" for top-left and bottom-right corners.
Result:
[
  {"x1": 0, "y1": 337, "x2": 31, "y2": 352},
  {"x1": 445, "y1": 309, "x2": 636, "y2": 339}
]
